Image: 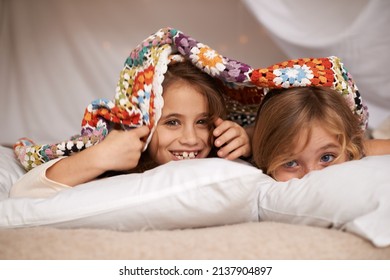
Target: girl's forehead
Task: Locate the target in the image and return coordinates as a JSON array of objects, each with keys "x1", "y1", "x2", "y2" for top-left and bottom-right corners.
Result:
[
  {"x1": 291, "y1": 124, "x2": 340, "y2": 155},
  {"x1": 162, "y1": 82, "x2": 208, "y2": 113}
]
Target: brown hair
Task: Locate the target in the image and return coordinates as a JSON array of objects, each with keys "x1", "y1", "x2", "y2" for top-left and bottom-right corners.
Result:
[
  {"x1": 162, "y1": 60, "x2": 226, "y2": 151},
  {"x1": 162, "y1": 60, "x2": 227, "y2": 121},
  {"x1": 135, "y1": 60, "x2": 227, "y2": 171},
  {"x1": 251, "y1": 87, "x2": 364, "y2": 177}
]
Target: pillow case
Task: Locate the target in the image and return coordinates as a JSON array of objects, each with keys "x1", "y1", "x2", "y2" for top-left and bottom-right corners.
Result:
[
  {"x1": 0, "y1": 146, "x2": 26, "y2": 201},
  {"x1": 257, "y1": 155, "x2": 390, "y2": 247},
  {"x1": 0, "y1": 158, "x2": 264, "y2": 231},
  {"x1": 0, "y1": 155, "x2": 389, "y2": 248}
]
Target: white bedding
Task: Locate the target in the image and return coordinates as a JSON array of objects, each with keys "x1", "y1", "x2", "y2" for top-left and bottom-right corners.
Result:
[
  {"x1": 0, "y1": 146, "x2": 26, "y2": 200},
  {"x1": 1, "y1": 145, "x2": 389, "y2": 247}
]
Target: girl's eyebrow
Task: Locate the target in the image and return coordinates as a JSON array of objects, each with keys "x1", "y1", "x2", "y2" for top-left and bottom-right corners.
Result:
[
  {"x1": 198, "y1": 112, "x2": 209, "y2": 117},
  {"x1": 287, "y1": 143, "x2": 341, "y2": 159},
  {"x1": 319, "y1": 143, "x2": 341, "y2": 151},
  {"x1": 161, "y1": 113, "x2": 181, "y2": 119},
  {"x1": 161, "y1": 112, "x2": 209, "y2": 119}
]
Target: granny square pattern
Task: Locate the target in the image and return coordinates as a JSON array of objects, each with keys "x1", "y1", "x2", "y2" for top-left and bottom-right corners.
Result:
[{"x1": 14, "y1": 27, "x2": 368, "y2": 171}]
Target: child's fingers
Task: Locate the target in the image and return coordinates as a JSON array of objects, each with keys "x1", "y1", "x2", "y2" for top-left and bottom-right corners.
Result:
[
  {"x1": 213, "y1": 118, "x2": 230, "y2": 137},
  {"x1": 219, "y1": 145, "x2": 249, "y2": 160},
  {"x1": 214, "y1": 125, "x2": 242, "y2": 148},
  {"x1": 131, "y1": 126, "x2": 150, "y2": 138},
  {"x1": 217, "y1": 137, "x2": 250, "y2": 159},
  {"x1": 213, "y1": 119, "x2": 252, "y2": 159},
  {"x1": 213, "y1": 117, "x2": 224, "y2": 127},
  {"x1": 224, "y1": 148, "x2": 246, "y2": 161}
]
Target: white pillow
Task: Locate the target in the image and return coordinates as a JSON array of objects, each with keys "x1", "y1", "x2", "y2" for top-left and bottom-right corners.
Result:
[
  {"x1": 0, "y1": 146, "x2": 26, "y2": 200},
  {"x1": 257, "y1": 155, "x2": 390, "y2": 247},
  {"x1": 0, "y1": 155, "x2": 389, "y2": 248},
  {"x1": 0, "y1": 158, "x2": 263, "y2": 230}
]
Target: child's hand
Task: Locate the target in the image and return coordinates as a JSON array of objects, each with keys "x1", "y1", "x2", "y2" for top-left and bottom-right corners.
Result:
[
  {"x1": 46, "y1": 126, "x2": 150, "y2": 186},
  {"x1": 96, "y1": 126, "x2": 150, "y2": 171},
  {"x1": 213, "y1": 118, "x2": 251, "y2": 160}
]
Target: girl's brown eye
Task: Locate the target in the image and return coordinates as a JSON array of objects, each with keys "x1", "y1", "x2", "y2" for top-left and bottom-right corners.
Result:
[
  {"x1": 197, "y1": 119, "x2": 208, "y2": 125},
  {"x1": 165, "y1": 119, "x2": 180, "y2": 126}
]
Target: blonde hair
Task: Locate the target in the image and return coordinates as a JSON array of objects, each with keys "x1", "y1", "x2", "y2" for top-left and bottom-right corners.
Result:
[{"x1": 252, "y1": 87, "x2": 364, "y2": 177}]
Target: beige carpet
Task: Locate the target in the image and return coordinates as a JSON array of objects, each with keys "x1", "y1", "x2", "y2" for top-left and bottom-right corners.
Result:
[{"x1": 1, "y1": 222, "x2": 389, "y2": 260}]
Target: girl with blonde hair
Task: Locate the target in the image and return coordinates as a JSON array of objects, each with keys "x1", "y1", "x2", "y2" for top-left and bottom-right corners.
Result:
[{"x1": 249, "y1": 57, "x2": 390, "y2": 181}]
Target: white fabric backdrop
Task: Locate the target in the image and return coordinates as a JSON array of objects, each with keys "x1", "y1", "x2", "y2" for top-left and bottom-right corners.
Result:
[
  {"x1": 0, "y1": 0, "x2": 286, "y2": 145},
  {"x1": 244, "y1": 0, "x2": 390, "y2": 131},
  {"x1": 1, "y1": 0, "x2": 389, "y2": 146}
]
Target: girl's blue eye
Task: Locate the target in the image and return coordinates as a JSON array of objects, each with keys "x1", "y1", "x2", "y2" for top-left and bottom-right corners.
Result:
[
  {"x1": 321, "y1": 154, "x2": 335, "y2": 163},
  {"x1": 284, "y1": 160, "x2": 298, "y2": 168}
]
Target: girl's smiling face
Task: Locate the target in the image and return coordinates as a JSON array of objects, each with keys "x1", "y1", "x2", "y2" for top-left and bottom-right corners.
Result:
[
  {"x1": 273, "y1": 122, "x2": 349, "y2": 181},
  {"x1": 147, "y1": 79, "x2": 212, "y2": 165}
]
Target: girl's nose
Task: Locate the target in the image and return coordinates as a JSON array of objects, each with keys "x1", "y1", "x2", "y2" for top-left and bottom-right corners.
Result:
[
  {"x1": 179, "y1": 126, "x2": 198, "y2": 145},
  {"x1": 301, "y1": 164, "x2": 324, "y2": 177}
]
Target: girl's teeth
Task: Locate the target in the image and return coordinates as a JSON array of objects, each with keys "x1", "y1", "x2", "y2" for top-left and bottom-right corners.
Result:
[{"x1": 173, "y1": 152, "x2": 198, "y2": 160}]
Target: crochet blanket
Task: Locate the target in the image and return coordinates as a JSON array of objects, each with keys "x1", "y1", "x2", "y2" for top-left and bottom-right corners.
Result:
[{"x1": 14, "y1": 27, "x2": 368, "y2": 171}]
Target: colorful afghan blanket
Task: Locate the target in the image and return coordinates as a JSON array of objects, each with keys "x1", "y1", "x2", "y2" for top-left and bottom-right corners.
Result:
[{"x1": 14, "y1": 27, "x2": 368, "y2": 171}]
